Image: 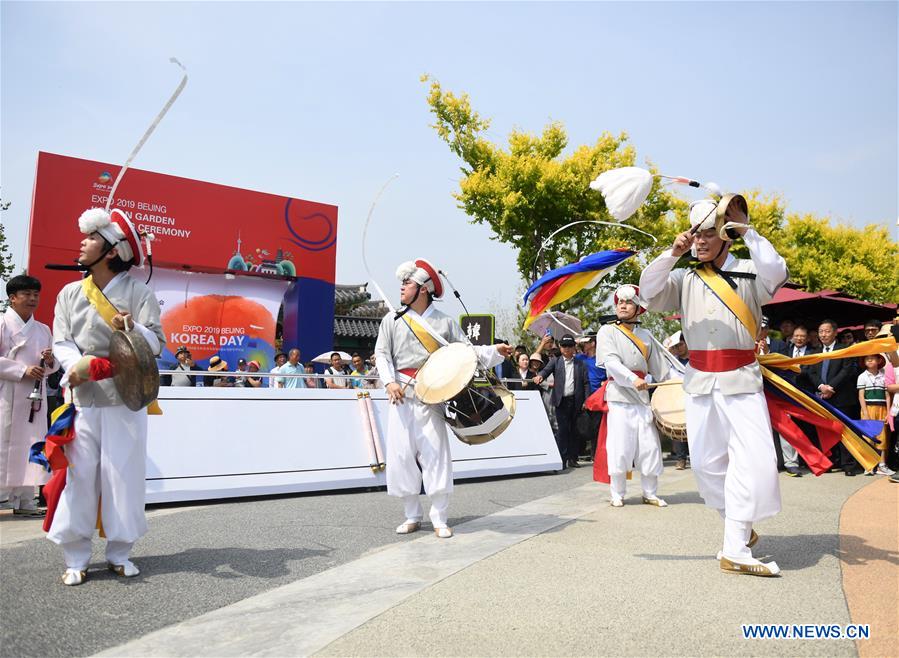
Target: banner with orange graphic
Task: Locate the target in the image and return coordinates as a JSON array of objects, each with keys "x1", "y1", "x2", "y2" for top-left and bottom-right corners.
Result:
[{"x1": 152, "y1": 269, "x2": 289, "y2": 370}]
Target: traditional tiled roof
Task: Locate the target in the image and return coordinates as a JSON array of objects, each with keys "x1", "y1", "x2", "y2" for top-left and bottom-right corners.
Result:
[
  {"x1": 352, "y1": 300, "x2": 389, "y2": 318},
  {"x1": 334, "y1": 284, "x2": 370, "y2": 310},
  {"x1": 334, "y1": 316, "x2": 380, "y2": 339}
]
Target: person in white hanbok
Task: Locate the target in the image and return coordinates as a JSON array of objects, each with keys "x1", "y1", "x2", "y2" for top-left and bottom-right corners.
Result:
[
  {"x1": 374, "y1": 259, "x2": 511, "y2": 538},
  {"x1": 49, "y1": 208, "x2": 164, "y2": 586},
  {"x1": 639, "y1": 199, "x2": 788, "y2": 577},
  {"x1": 0, "y1": 275, "x2": 58, "y2": 515},
  {"x1": 596, "y1": 284, "x2": 670, "y2": 508}
]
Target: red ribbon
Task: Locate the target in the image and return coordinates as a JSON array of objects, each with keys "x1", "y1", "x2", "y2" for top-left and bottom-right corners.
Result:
[
  {"x1": 587, "y1": 381, "x2": 611, "y2": 484},
  {"x1": 765, "y1": 392, "x2": 843, "y2": 476},
  {"x1": 40, "y1": 429, "x2": 75, "y2": 532}
]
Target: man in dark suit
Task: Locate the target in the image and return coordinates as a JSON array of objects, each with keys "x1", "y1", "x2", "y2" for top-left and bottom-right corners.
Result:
[
  {"x1": 774, "y1": 325, "x2": 819, "y2": 476},
  {"x1": 802, "y1": 319, "x2": 861, "y2": 475},
  {"x1": 533, "y1": 334, "x2": 591, "y2": 469}
]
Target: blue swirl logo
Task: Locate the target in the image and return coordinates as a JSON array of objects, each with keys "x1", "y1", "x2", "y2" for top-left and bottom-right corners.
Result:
[{"x1": 283, "y1": 199, "x2": 336, "y2": 252}]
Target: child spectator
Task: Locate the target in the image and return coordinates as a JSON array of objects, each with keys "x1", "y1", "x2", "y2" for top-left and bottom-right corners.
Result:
[{"x1": 857, "y1": 353, "x2": 894, "y2": 476}]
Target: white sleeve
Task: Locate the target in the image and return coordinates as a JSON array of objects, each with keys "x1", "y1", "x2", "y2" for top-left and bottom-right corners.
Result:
[
  {"x1": 374, "y1": 317, "x2": 397, "y2": 386},
  {"x1": 742, "y1": 229, "x2": 788, "y2": 301},
  {"x1": 0, "y1": 357, "x2": 27, "y2": 382},
  {"x1": 639, "y1": 250, "x2": 684, "y2": 312},
  {"x1": 604, "y1": 358, "x2": 639, "y2": 388},
  {"x1": 130, "y1": 322, "x2": 161, "y2": 355},
  {"x1": 474, "y1": 344, "x2": 504, "y2": 369}
]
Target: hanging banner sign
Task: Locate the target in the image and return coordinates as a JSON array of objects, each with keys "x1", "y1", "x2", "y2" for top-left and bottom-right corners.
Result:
[
  {"x1": 27, "y1": 151, "x2": 338, "y2": 334},
  {"x1": 151, "y1": 269, "x2": 289, "y2": 370}
]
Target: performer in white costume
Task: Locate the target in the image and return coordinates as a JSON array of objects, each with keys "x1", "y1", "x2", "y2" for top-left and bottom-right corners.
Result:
[
  {"x1": 374, "y1": 259, "x2": 511, "y2": 538},
  {"x1": 639, "y1": 198, "x2": 788, "y2": 576},
  {"x1": 596, "y1": 284, "x2": 670, "y2": 508},
  {"x1": 0, "y1": 276, "x2": 58, "y2": 515},
  {"x1": 49, "y1": 208, "x2": 164, "y2": 585}
]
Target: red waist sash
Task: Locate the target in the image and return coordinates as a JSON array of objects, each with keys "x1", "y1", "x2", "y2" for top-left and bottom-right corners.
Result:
[
  {"x1": 689, "y1": 349, "x2": 756, "y2": 372},
  {"x1": 608, "y1": 370, "x2": 646, "y2": 381},
  {"x1": 398, "y1": 368, "x2": 418, "y2": 378}
]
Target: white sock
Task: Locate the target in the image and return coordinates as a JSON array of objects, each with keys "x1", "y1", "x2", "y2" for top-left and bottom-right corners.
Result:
[
  {"x1": 105, "y1": 540, "x2": 134, "y2": 565},
  {"x1": 610, "y1": 473, "x2": 627, "y2": 501},
  {"x1": 723, "y1": 518, "x2": 753, "y2": 559},
  {"x1": 61, "y1": 538, "x2": 93, "y2": 571}
]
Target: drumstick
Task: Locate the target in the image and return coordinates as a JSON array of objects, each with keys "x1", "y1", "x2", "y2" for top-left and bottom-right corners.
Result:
[{"x1": 645, "y1": 380, "x2": 684, "y2": 389}]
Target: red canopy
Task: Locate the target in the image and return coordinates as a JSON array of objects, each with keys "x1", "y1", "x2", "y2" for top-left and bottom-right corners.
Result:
[{"x1": 763, "y1": 285, "x2": 897, "y2": 328}]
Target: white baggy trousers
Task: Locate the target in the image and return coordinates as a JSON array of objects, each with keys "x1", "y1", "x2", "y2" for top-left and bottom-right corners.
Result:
[
  {"x1": 386, "y1": 395, "x2": 452, "y2": 528},
  {"x1": 606, "y1": 400, "x2": 664, "y2": 500},
  {"x1": 685, "y1": 389, "x2": 781, "y2": 523},
  {"x1": 47, "y1": 405, "x2": 148, "y2": 569}
]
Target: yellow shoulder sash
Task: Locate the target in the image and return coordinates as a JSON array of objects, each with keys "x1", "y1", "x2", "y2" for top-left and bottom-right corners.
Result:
[
  {"x1": 695, "y1": 264, "x2": 758, "y2": 339},
  {"x1": 401, "y1": 314, "x2": 442, "y2": 354},
  {"x1": 613, "y1": 323, "x2": 649, "y2": 362},
  {"x1": 81, "y1": 276, "x2": 121, "y2": 327}
]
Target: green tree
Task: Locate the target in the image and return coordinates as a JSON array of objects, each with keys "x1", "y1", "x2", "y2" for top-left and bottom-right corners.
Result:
[
  {"x1": 729, "y1": 191, "x2": 898, "y2": 304},
  {"x1": 424, "y1": 76, "x2": 686, "y2": 330},
  {"x1": 777, "y1": 214, "x2": 899, "y2": 304}
]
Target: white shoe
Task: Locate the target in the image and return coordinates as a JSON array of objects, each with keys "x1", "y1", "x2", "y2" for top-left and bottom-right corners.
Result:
[
  {"x1": 642, "y1": 496, "x2": 668, "y2": 507},
  {"x1": 434, "y1": 526, "x2": 453, "y2": 539},
  {"x1": 395, "y1": 520, "x2": 421, "y2": 535},
  {"x1": 610, "y1": 498, "x2": 624, "y2": 508},
  {"x1": 875, "y1": 463, "x2": 896, "y2": 476},
  {"x1": 62, "y1": 569, "x2": 87, "y2": 586},
  {"x1": 108, "y1": 560, "x2": 140, "y2": 577}
]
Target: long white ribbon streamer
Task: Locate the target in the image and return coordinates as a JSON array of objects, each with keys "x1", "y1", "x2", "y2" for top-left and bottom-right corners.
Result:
[
  {"x1": 532, "y1": 219, "x2": 657, "y2": 275},
  {"x1": 105, "y1": 58, "x2": 188, "y2": 212},
  {"x1": 360, "y1": 174, "x2": 400, "y2": 314}
]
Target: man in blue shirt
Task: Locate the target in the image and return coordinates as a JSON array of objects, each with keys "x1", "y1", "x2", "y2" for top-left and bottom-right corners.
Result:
[{"x1": 276, "y1": 348, "x2": 307, "y2": 389}]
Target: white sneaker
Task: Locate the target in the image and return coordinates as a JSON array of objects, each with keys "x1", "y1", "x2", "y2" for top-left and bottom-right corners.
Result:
[
  {"x1": 610, "y1": 498, "x2": 624, "y2": 508},
  {"x1": 875, "y1": 463, "x2": 896, "y2": 476},
  {"x1": 108, "y1": 560, "x2": 140, "y2": 577}
]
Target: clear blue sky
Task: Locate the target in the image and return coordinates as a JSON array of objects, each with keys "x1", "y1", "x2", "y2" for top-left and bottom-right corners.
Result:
[{"x1": 2, "y1": 1, "x2": 896, "y2": 327}]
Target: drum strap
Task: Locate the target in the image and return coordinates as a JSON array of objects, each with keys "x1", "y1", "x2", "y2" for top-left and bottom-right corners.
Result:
[
  {"x1": 613, "y1": 323, "x2": 649, "y2": 362},
  {"x1": 80, "y1": 277, "x2": 163, "y2": 416},
  {"x1": 400, "y1": 313, "x2": 442, "y2": 354},
  {"x1": 694, "y1": 264, "x2": 758, "y2": 339}
]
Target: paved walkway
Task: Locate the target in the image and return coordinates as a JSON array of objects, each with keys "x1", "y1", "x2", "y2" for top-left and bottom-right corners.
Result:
[
  {"x1": 839, "y1": 477, "x2": 899, "y2": 658},
  {"x1": 3, "y1": 466, "x2": 894, "y2": 657}
]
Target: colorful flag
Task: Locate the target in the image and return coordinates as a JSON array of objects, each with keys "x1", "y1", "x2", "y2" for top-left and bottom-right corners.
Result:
[{"x1": 522, "y1": 249, "x2": 635, "y2": 329}]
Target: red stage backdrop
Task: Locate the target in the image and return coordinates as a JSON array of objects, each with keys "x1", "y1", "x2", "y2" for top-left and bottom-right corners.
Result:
[{"x1": 27, "y1": 152, "x2": 338, "y2": 359}]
